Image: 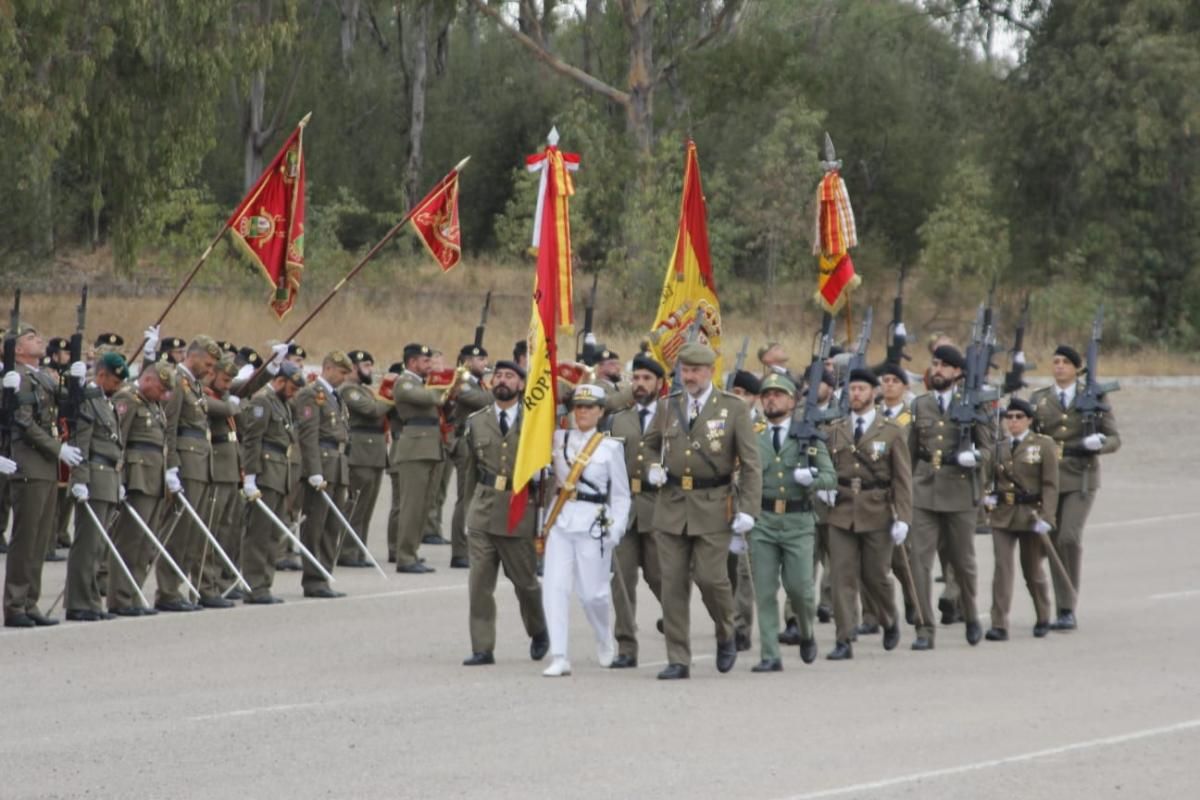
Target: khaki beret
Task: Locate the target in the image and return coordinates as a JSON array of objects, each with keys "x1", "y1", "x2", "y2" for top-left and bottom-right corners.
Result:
[
  {"x1": 677, "y1": 342, "x2": 716, "y2": 367},
  {"x1": 190, "y1": 335, "x2": 222, "y2": 360},
  {"x1": 215, "y1": 357, "x2": 239, "y2": 378},
  {"x1": 324, "y1": 350, "x2": 354, "y2": 372},
  {"x1": 150, "y1": 361, "x2": 176, "y2": 387}
]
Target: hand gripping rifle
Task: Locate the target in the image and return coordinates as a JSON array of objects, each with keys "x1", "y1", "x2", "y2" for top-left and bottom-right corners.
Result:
[
  {"x1": 58, "y1": 286, "x2": 88, "y2": 482},
  {"x1": 1, "y1": 290, "x2": 19, "y2": 456},
  {"x1": 724, "y1": 336, "x2": 749, "y2": 391},
  {"x1": 474, "y1": 289, "x2": 492, "y2": 350},
  {"x1": 949, "y1": 303, "x2": 999, "y2": 499},
  {"x1": 576, "y1": 273, "x2": 599, "y2": 365},
  {"x1": 1075, "y1": 306, "x2": 1120, "y2": 496},
  {"x1": 1002, "y1": 293, "x2": 1033, "y2": 395},
  {"x1": 835, "y1": 306, "x2": 873, "y2": 418},
  {"x1": 886, "y1": 270, "x2": 910, "y2": 364},
  {"x1": 788, "y1": 312, "x2": 836, "y2": 469}
]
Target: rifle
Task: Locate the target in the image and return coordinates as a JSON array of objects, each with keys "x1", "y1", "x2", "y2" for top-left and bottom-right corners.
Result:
[
  {"x1": 724, "y1": 336, "x2": 749, "y2": 391},
  {"x1": 788, "y1": 312, "x2": 836, "y2": 468},
  {"x1": 576, "y1": 273, "x2": 599, "y2": 365},
  {"x1": 835, "y1": 306, "x2": 874, "y2": 418},
  {"x1": 1, "y1": 290, "x2": 19, "y2": 456},
  {"x1": 1075, "y1": 306, "x2": 1120, "y2": 496},
  {"x1": 57, "y1": 286, "x2": 87, "y2": 482},
  {"x1": 982, "y1": 275, "x2": 999, "y2": 378},
  {"x1": 886, "y1": 269, "x2": 910, "y2": 364},
  {"x1": 1002, "y1": 293, "x2": 1032, "y2": 395},
  {"x1": 949, "y1": 303, "x2": 999, "y2": 498},
  {"x1": 473, "y1": 289, "x2": 492, "y2": 350}
]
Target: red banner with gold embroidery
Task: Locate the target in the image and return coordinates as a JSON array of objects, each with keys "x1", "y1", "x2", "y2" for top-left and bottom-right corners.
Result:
[{"x1": 409, "y1": 169, "x2": 462, "y2": 271}]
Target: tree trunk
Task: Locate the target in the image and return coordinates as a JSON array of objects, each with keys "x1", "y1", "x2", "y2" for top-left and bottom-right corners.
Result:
[
  {"x1": 582, "y1": 0, "x2": 600, "y2": 73},
  {"x1": 244, "y1": 68, "x2": 267, "y2": 191},
  {"x1": 623, "y1": 0, "x2": 654, "y2": 158},
  {"x1": 339, "y1": 0, "x2": 361, "y2": 71},
  {"x1": 403, "y1": 2, "x2": 431, "y2": 208}
]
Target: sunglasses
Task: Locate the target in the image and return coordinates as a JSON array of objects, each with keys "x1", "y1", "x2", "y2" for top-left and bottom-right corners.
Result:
[{"x1": 1003, "y1": 413, "x2": 1028, "y2": 420}]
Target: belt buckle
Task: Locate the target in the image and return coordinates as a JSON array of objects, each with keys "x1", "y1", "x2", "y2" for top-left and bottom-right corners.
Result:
[
  {"x1": 1005, "y1": 491, "x2": 1015, "y2": 505},
  {"x1": 774, "y1": 498, "x2": 786, "y2": 514},
  {"x1": 850, "y1": 477, "x2": 862, "y2": 493},
  {"x1": 1057, "y1": 442, "x2": 1065, "y2": 459},
  {"x1": 494, "y1": 475, "x2": 507, "y2": 491},
  {"x1": 932, "y1": 450, "x2": 943, "y2": 469},
  {"x1": 228, "y1": 432, "x2": 238, "y2": 443},
  {"x1": 681, "y1": 475, "x2": 694, "y2": 491},
  {"x1": 631, "y1": 477, "x2": 642, "y2": 494}
]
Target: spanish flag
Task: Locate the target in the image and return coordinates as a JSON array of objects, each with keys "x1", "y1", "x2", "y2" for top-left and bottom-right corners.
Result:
[
  {"x1": 813, "y1": 167, "x2": 861, "y2": 313},
  {"x1": 526, "y1": 129, "x2": 578, "y2": 333},
  {"x1": 647, "y1": 140, "x2": 723, "y2": 376}
]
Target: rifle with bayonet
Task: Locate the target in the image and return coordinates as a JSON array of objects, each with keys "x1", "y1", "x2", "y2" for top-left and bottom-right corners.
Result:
[
  {"x1": 788, "y1": 312, "x2": 836, "y2": 467},
  {"x1": 949, "y1": 303, "x2": 999, "y2": 498},
  {"x1": 473, "y1": 289, "x2": 492, "y2": 350},
  {"x1": 1002, "y1": 293, "x2": 1032, "y2": 395},
  {"x1": 1, "y1": 290, "x2": 19, "y2": 456},
  {"x1": 836, "y1": 306, "x2": 874, "y2": 418},
  {"x1": 1074, "y1": 306, "x2": 1120, "y2": 495},
  {"x1": 58, "y1": 286, "x2": 88, "y2": 483},
  {"x1": 886, "y1": 270, "x2": 910, "y2": 365},
  {"x1": 576, "y1": 273, "x2": 599, "y2": 365},
  {"x1": 724, "y1": 336, "x2": 749, "y2": 391}
]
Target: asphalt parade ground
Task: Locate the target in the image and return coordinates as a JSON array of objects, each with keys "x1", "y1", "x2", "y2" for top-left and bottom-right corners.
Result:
[{"x1": 1, "y1": 386, "x2": 1198, "y2": 799}]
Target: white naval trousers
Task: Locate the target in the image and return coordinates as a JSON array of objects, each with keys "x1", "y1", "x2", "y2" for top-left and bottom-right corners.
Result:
[{"x1": 542, "y1": 513, "x2": 616, "y2": 659}]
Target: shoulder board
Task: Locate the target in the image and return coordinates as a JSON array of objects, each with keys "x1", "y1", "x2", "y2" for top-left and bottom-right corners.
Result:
[
  {"x1": 83, "y1": 385, "x2": 104, "y2": 399},
  {"x1": 716, "y1": 388, "x2": 739, "y2": 399},
  {"x1": 753, "y1": 420, "x2": 767, "y2": 434},
  {"x1": 606, "y1": 435, "x2": 626, "y2": 445},
  {"x1": 466, "y1": 406, "x2": 491, "y2": 421}
]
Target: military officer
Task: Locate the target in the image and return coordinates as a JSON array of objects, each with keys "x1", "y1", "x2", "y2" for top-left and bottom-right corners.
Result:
[
  {"x1": 295, "y1": 351, "x2": 353, "y2": 598},
  {"x1": 823, "y1": 368, "x2": 913, "y2": 660},
  {"x1": 106, "y1": 361, "x2": 173, "y2": 616},
  {"x1": 985, "y1": 397, "x2": 1059, "y2": 640},
  {"x1": 386, "y1": 343, "x2": 445, "y2": 573},
  {"x1": 3, "y1": 324, "x2": 80, "y2": 627},
  {"x1": 63, "y1": 352, "x2": 128, "y2": 621},
  {"x1": 748, "y1": 373, "x2": 836, "y2": 672},
  {"x1": 420, "y1": 348, "x2": 454, "y2": 547},
  {"x1": 607, "y1": 354, "x2": 667, "y2": 668},
  {"x1": 644, "y1": 342, "x2": 762, "y2": 680},
  {"x1": 593, "y1": 347, "x2": 634, "y2": 416},
  {"x1": 1031, "y1": 344, "x2": 1120, "y2": 630},
  {"x1": 726, "y1": 368, "x2": 762, "y2": 650},
  {"x1": 239, "y1": 362, "x2": 306, "y2": 603},
  {"x1": 45, "y1": 336, "x2": 73, "y2": 560},
  {"x1": 909, "y1": 344, "x2": 995, "y2": 649},
  {"x1": 198, "y1": 356, "x2": 242, "y2": 606},
  {"x1": 340, "y1": 350, "x2": 391, "y2": 567},
  {"x1": 460, "y1": 360, "x2": 550, "y2": 666},
  {"x1": 447, "y1": 344, "x2": 494, "y2": 569}
]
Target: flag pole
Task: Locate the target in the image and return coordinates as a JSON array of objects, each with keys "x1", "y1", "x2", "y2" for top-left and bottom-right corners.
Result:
[{"x1": 236, "y1": 156, "x2": 469, "y2": 394}]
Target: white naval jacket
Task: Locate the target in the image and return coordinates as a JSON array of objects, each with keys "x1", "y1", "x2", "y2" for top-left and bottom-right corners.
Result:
[{"x1": 550, "y1": 428, "x2": 632, "y2": 542}]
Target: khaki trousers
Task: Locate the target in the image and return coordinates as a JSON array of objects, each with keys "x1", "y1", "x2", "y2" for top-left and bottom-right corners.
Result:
[
  {"x1": 66, "y1": 499, "x2": 114, "y2": 613},
  {"x1": 200, "y1": 482, "x2": 241, "y2": 597},
  {"x1": 467, "y1": 530, "x2": 546, "y2": 654},
  {"x1": 990, "y1": 527, "x2": 1052, "y2": 630},
  {"x1": 862, "y1": 545, "x2": 917, "y2": 627},
  {"x1": 1051, "y1": 490, "x2": 1093, "y2": 612},
  {"x1": 829, "y1": 525, "x2": 897, "y2": 644},
  {"x1": 388, "y1": 461, "x2": 438, "y2": 567},
  {"x1": 301, "y1": 483, "x2": 346, "y2": 593},
  {"x1": 911, "y1": 507, "x2": 978, "y2": 640},
  {"x1": 242, "y1": 488, "x2": 287, "y2": 599},
  {"x1": 344, "y1": 465, "x2": 383, "y2": 562},
  {"x1": 422, "y1": 459, "x2": 451, "y2": 539},
  {"x1": 612, "y1": 526, "x2": 663, "y2": 660},
  {"x1": 449, "y1": 439, "x2": 471, "y2": 560},
  {"x1": 156, "y1": 480, "x2": 210, "y2": 604},
  {"x1": 4, "y1": 477, "x2": 58, "y2": 619},
  {"x1": 107, "y1": 491, "x2": 164, "y2": 612},
  {"x1": 657, "y1": 527, "x2": 735, "y2": 666}
]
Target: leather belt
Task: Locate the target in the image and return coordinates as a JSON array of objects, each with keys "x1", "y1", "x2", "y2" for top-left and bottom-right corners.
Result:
[
  {"x1": 761, "y1": 497, "x2": 812, "y2": 513},
  {"x1": 126, "y1": 441, "x2": 163, "y2": 452},
  {"x1": 665, "y1": 474, "x2": 731, "y2": 491},
  {"x1": 574, "y1": 490, "x2": 608, "y2": 504},
  {"x1": 89, "y1": 453, "x2": 118, "y2": 468},
  {"x1": 350, "y1": 426, "x2": 383, "y2": 435},
  {"x1": 401, "y1": 417, "x2": 439, "y2": 427},
  {"x1": 263, "y1": 441, "x2": 288, "y2": 455},
  {"x1": 178, "y1": 428, "x2": 208, "y2": 439},
  {"x1": 838, "y1": 477, "x2": 888, "y2": 491},
  {"x1": 319, "y1": 438, "x2": 346, "y2": 453},
  {"x1": 1000, "y1": 491, "x2": 1041, "y2": 506},
  {"x1": 211, "y1": 432, "x2": 237, "y2": 444},
  {"x1": 1061, "y1": 445, "x2": 1096, "y2": 458},
  {"x1": 476, "y1": 468, "x2": 510, "y2": 492}
]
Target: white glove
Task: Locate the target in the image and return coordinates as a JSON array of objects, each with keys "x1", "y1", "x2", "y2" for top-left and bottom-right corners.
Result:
[
  {"x1": 584, "y1": 332, "x2": 597, "y2": 347},
  {"x1": 69, "y1": 361, "x2": 87, "y2": 385},
  {"x1": 226, "y1": 395, "x2": 241, "y2": 412},
  {"x1": 242, "y1": 474, "x2": 260, "y2": 499},
  {"x1": 956, "y1": 449, "x2": 980, "y2": 468},
  {"x1": 816, "y1": 489, "x2": 838, "y2": 506},
  {"x1": 1033, "y1": 519, "x2": 1052, "y2": 536},
  {"x1": 235, "y1": 363, "x2": 255, "y2": 384},
  {"x1": 0, "y1": 455, "x2": 15, "y2": 475},
  {"x1": 731, "y1": 512, "x2": 755, "y2": 535},
  {"x1": 58, "y1": 443, "x2": 83, "y2": 467},
  {"x1": 119, "y1": 484, "x2": 126, "y2": 501},
  {"x1": 983, "y1": 494, "x2": 998, "y2": 511},
  {"x1": 307, "y1": 474, "x2": 326, "y2": 489},
  {"x1": 1083, "y1": 433, "x2": 1105, "y2": 451},
  {"x1": 2, "y1": 371, "x2": 20, "y2": 390},
  {"x1": 165, "y1": 467, "x2": 183, "y2": 494},
  {"x1": 890, "y1": 520, "x2": 909, "y2": 544},
  {"x1": 143, "y1": 324, "x2": 160, "y2": 354},
  {"x1": 793, "y1": 466, "x2": 816, "y2": 487},
  {"x1": 1013, "y1": 351, "x2": 1026, "y2": 366},
  {"x1": 271, "y1": 342, "x2": 290, "y2": 364},
  {"x1": 894, "y1": 322, "x2": 907, "y2": 339},
  {"x1": 646, "y1": 463, "x2": 667, "y2": 488},
  {"x1": 71, "y1": 483, "x2": 89, "y2": 502},
  {"x1": 729, "y1": 532, "x2": 748, "y2": 555}
]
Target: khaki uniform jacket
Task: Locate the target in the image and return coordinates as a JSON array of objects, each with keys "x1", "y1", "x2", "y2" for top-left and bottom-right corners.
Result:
[
  {"x1": 462, "y1": 405, "x2": 536, "y2": 538},
  {"x1": 387, "y1": 371, "x2": 444, "y2": 466},
  {"x1": 239, "y1": 386, "x2": 295, "y2": 495},
  {"x1": 164, "y1": 365, "x2": 212, "y2": 482},
  {"x1": 294, "y1": 381, "x2": 350, "y2": 486},
  {"x1": 597, "y1": 377, "x2": 635, "y2": 415},
  {"x1": 909, "y1": 390, "x2": 995, "y2": 512},
  {"x1": 343, "y1": 382, "x2": 391, "y2": 469},
  {"x1": 991, "y1": 432, "x2": 1059, "y2": 532},
  {"x1": 880, "y1": 401, "x2": 913, "y2": 428},
  {"x1": 826, "y1": 414, "x2": 913, "y2": 531},
  {"x1": 757, "y1": 423, "x2": 836, "y2": 512},
  {"x1": 1030, "y1": 383, "x2": 1121, "y2": 493},
  {"x1": 11, "y1": 362, "x2": 63, "y2": 481},
  {"x1": 68, "y1": 384, "x2": 124, "y2": 503},
  {"x1": 447, "y1": 374, "x2": 493, "y2": 433},
  {"x1": 113, "y1": 387, "x2": 166, "y2": 497},
  {"x1": 609, "y1": 404, "x2": 660, "y2": 530},
  {"x1": 650, "y1": 386, "x2": 763, "y2": 536},
  {"x1": 206, "y1": 390, "x2": 241, "y2": 484}
]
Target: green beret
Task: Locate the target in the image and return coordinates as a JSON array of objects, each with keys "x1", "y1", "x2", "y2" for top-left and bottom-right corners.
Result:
[
  {"x1": 97, "y1": 352, "x2": 129, "y2": 380},
  {"x1": 677, "y1": 342, "x2": 716, "y2": 367},
  {"x1": 760, "y1": 373, "x2": 797, "y2": 397}
]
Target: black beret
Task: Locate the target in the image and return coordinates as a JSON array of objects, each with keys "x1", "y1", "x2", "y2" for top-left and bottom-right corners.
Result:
[
  {"x1": 1053, "y1": 344, "x2": 1082, "y2": 369},
  {"x1": 493, "y1": 359, "x2": 526, "y2": 380},
  {"x1": 38, "y1": 355, "x2": 51, "y2": 367},
  {"x1": 237, "y1": 346, "x2": 262, "y2": 367},
  {"x1": 287, "y1": 343, "x2": 307, "y2": 358},
  {"x1": 630, "y1": 353, "x2": 664, "y2": 379},
  {"x1": 216, "y1": 340, "x2": 238, "y2": 354},
  {"x1": 348, "y1": 350, "x2": 374, "y2": 365},
  {"x1": 387, "y1": 362, "x2": 404, "y2": 375},
  {"x1": 876, "y1": 362, "x2": 909, "y2": 385},
  {"x1": 597, "y1": 348, "x2": 619, "y2": 362},
  {"x1": 94, "y1": 333, "x2": 124, "y2": 348},
  {"x1": 848, "y1": 367, "x2": 879, "y2": 387},
  {"x1": 513, "y1": 340, "x2": 528, "y2": 359},
  {"x1": 159, "y1": 336, "x2": 186, "y2": 352},
  {"x1": 1006, "y1": 397, "x2": 1035, "y2": 417},
  {"x1": 46, "y1": 337, "x2": 70, "y2": 354},
  {"x1": 459, "y1": 344, "x2": 488, "y2": 359},
  {"x1": 732, "y1": 370, "x2": 762, "y2": 395},
  {"x1": 932, "y1": 344, "x2": 965, "y2": 369},
  {"x1": 820, "y1": 369, "x2": 837, "y2": 388},
  {"x1": 403, "y1": 343, "x2": 432, "y2": 361}
]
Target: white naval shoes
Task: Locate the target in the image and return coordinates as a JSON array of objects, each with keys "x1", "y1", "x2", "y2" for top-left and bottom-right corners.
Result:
[
  {"x1": 596, "y1": 637, "x2": 616, "y2": 668},
  {"x1": 543, "y1": 656, "x2": 572, "y2": 677}
]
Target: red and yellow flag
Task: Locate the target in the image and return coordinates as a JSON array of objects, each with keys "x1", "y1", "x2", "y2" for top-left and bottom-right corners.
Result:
[
  {"x1": 508, "y1": 145, "x2": 572, "y2": 532},
  {"x1": 409, "y1": 167, "x2": 463, "y2": 271},
  {"x1": 526, "y1": 130, "x2": 578, "y2": 333},
  {"x1": 813, "y1": 168, "x2": 861, "y2": 313},
  {"x1": 648, "y1": 140, "x2": 723, "y2": 376},
  {"x1": 228, "y1": 116, "x2": 308, "y2": 320}
]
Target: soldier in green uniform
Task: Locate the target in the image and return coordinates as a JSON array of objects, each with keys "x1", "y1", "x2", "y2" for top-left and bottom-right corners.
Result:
[
  {"x1": 63, "y1": 352, "x2": 128, "y2": 621},
  {"x1": 446, "y1": 344, "x2": 493, "y2": 569},
  {"x1": 239, "y1": 362, "x2": 306, "y2": 603},
  {"x1": 106, "y1": 362, "x2": 173, "y2": 616},
  {"x1": 824, "y1": 368, "x2": 913, "y2": 660},
  {"x1": 644, "y1": 342, "x2": 762, "y2": 680},
  {"x1": 386, "y1": 343, "x2": 445, "y2": 573},
  {"x1": 748, "y1": 373, "x2": 836, "y2": 672},
  {"x1": 295, "y1": 351, "x2": 353, "y2": 598},
  {"x1": 985, "y1": 397, "x2": 1059, "y2": 640},
  {"x1": 1030, "y1": 344, "x2": 1120, "y2": 630},
  {"x1": 3, "y1": 324, "x2": 77, "y2": 627},
  {"x1": 421, "y1": 348, "x2": 453, "y2": 547},
  {"x1": 593, "y1": 347, "x2": 635, "y2": 417},
  {"x1": 45, "y1": 336, "x2": 73, "y2": 560},
  {"x1": 340, "y1": 350, "x2": 391, "y2": 567},
  {"x1": 198, "y1": 357, "x2": 242, "y2": 607},
  {"x1": 460, "y1": 360, "x2": 549, "y2": 666},
  {"x1": 607, "y1": 354, "x2": 667, "y2": 668},
  {"x1": 908, "y1": 344, "x2": 995, "y2": 649}
]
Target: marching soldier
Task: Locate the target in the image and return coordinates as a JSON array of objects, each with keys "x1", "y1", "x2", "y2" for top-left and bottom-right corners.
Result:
[
  {"x1": 46, "y1": 336, "x2": 73, "y2": 560},
  {"x1": 386, "y1": 343, "x2": 444, "y2": 573},
  {"x1": 446, "y1": 344, "x2": 494, "y2": 569},
  {"x1": 748, "y1": 373, "x2": 836, "y2": 672},
  {"x1": 593, "y1": 347, "x2": 634, "y2": 416},
  {"x1": 3, "y1": 324, "x2": 80, "y2": 627},
  {"x1": 158, "y1": 335, "x2": 222, "y2": 612},
  {"x1": 823, "y1": 369, "x2": 913, "y2": 660},
  {"x1": 106, "y1": 362, "x2": 174, "y2": 616},
  {"x1": 985, "y1": 397, "x2": 1058, "y2": 640},
  {"x1": 63, "y1": 352, "x2": 128, "y2": 621},
  {"x1": 608, "y1": 354, "x2": 667, "y2": 669},
  {"x1": 421, "y1": 348, "x2": 453, "y2": 547},
  {"x1": 239, "y1": 362, "x2": 306, "y2": 603},
  {"x1": 909, "y1": 344, "x2": 995, "y2": 649},
  {"x1": 1031, "y1": 344, "x2": 1121, "y2": 630},
  {"x1": 198, "y1": 356, "x2": 242, "y2": 606},
  {"x1": 295, "y1": 351, "x2": 353, "y2": 598},
  {"x1": 341, "y1": 350, "x2": 391, "y2": 567},
  {"x1": 158, "y1": 336, "x2": 187, "y2": 365},
  {"x1": 460, "y1": 360, "x2": 549, "y2": 666},
  {"x1": 727, "y1": 368, "x2": 762, "y2": 651},
  {"x1": 644, "y1": 342, "x2": 762, "y2": 680}
]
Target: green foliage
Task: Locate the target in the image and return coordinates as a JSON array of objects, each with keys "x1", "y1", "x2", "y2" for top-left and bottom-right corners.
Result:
[{"x1": 918, "y1": 157, "x2": 1011, "y2": 299}]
